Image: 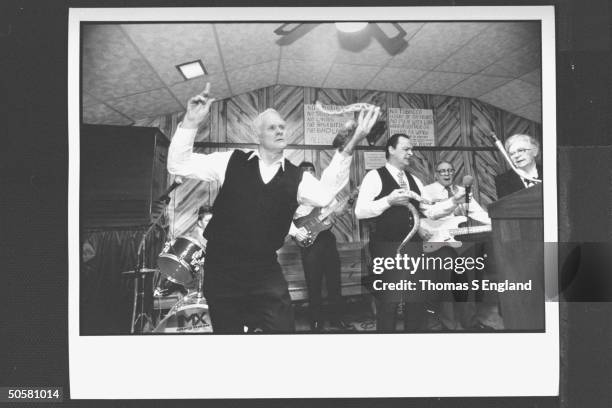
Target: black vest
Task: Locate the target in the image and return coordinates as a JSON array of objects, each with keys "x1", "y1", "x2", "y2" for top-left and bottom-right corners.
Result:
[
  {"x1": 370, "y1": 166, "x2": 422, "y2": 243},
  {"x1": 204, "y1": 150, "x2": 300, "y2": 264}
]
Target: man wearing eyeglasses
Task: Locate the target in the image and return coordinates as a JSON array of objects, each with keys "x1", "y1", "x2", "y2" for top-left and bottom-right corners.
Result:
[
  {"x1": 495, "y1": 134, "x2": 543, "y2": 198},
  {"x1": 421, "y1": 161, "x2": 492, "y2": 330}
]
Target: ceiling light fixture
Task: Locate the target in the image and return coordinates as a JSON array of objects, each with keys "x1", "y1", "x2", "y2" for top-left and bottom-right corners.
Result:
[
  {"x1": 176, "y1": 60, "x2": 207, "y2": 80},
  {"x1": 335, "y1": 22, "x2": 368, "y2": 33}
]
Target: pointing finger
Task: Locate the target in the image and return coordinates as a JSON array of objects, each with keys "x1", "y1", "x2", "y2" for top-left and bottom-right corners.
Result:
[{"x1": 199, "y1": 82, "x2": 211, "y2": 97}]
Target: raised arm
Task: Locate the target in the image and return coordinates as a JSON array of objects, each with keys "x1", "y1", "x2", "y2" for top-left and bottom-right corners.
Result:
[
  {"x1": 298, "y1": 106, "x2": 380, "y2": 207},
  {"x1": 167, "y1": 84, "x2": 233, "y2": 183}
]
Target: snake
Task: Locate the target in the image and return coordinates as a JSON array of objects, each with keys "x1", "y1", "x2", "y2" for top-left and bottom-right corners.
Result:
[
  {"x1": 396, "y1": 203, "x2": 421, "y2": 255},
  {"x1": 315, "y1": 100, "x2": 378, "y2": 115}
]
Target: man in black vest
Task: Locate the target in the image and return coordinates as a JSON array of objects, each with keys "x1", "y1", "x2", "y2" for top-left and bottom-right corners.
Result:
[
  {"x1": 355, "y1": 133, "x2": 461, "y2": 331},
  {"x1": 167, "y1": 84, "x2": 380, "y2": 333},
  {"x1": 355, "y1": 133, "x2": 431, "y2": 331}
]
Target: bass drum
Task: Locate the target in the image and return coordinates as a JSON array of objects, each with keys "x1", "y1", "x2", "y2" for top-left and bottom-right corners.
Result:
[{"x1": 153, "y1": 296, "x2": 212, "y2": 333}]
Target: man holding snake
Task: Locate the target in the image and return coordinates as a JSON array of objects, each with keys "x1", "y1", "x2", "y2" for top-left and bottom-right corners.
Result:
[{"x1": 167, "y1": 83, "x2": 380, "y2": 333}]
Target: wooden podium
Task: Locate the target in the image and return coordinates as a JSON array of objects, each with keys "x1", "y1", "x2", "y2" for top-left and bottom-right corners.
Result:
[{"x1": 488, "y1": 183, "x2": 545, "y2": 331}]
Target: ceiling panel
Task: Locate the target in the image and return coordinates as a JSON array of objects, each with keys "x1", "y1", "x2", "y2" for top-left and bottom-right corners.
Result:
[
  {"x1": 82, "y1": 103, "x2": 133, "y2": 125},
  {"x1": 389, "y1": 22, "x2": 488, "y2": 70},
  {"x1": 324, "y1": 63, "x2": 380, "y2": 90},
  {"x1": 82, "y1": 91, "x2": 99, "y2": 107},
  {"x1": 170, "y1": 74, "x2": 232, "y2": 107},
  {"x1": 81, "y1": 22, "x2": 543, "y2": 125},
  {"x1": 512, "y1": 100, "x2": 542, "y2": 123},
  {"x1": 480, "y1": 41, "x2": 541, "y2": 78},
  {"x1": 121, "y1": 23, "x2": 223, "y2": 85},
  {"x1": 445, "y1": 74, "x2": 513, "y2": 98},
  {"x1": 519, "y1": 69, "x2": 542, "y2": 87},
  {"x1": 435, "y1": 22, "x2": 540, "y2": 74},
  {"x1": 226, "y1": 61, "x2": 278, "y2": 96},
  {"x1": 215, "y1": 23, "x2": 280, "y2": 71},
  {"x1": 280, "y1": 23, "x2": 339, "y2": 62},
  {"x1": 479, "y1": 79, "x2": 541, "y2": 112},
  {"x1": 105, "y1": 88, "x2": 183, "y2": 120},
  {"x1": 82, "y1": 25, "x2": 164, "y2": 100},
  {"x1": 366, "y1": 67, "x2": 426, "y2": 91},
  {"x1": 278, "y1": 59, "x2": 332, "y2": 87},
  {"x1": 408, "y1": 71, "x2": 470, "y2": 94}
]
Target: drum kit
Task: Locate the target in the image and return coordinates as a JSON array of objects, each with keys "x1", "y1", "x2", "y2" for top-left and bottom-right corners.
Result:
[
  {"x1": 152, "y1": 236, "x2": 212, "y2": 333},
  {"x1": 126, "y1": 179, "x2": 213, "y2": 334},
  {"x1": 125, "y1": 234, "x2": 212, "y2": 334}
]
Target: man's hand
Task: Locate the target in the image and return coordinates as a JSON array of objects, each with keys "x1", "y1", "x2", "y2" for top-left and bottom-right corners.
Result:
[
  {"x1": 182, "y1": 82, "x2": 216, "y2": 129},
  {"x1": 343, "y1": 106, "x2": 381, "y2": 155},
  {"x1": 451, "y1": 190, "x2": 472, "y2": 205},
  {"x1": 386, "y1": 189, "x2": 413, "y2": 206},
  {"x1": 293, "y1": 227, "x2": 312, "y2": 243},
  {"x1": 418, "y1": 225, "x2": 434, "y2": 241}
]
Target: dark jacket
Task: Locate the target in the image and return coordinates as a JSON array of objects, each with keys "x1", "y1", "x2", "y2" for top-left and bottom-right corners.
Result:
[{"x1": 495, "y1": 164, "x2": 543, "y2": 199}]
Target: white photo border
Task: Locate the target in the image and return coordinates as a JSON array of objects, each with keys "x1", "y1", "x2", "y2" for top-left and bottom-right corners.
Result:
[{"x1": 68, "y1": 6, "x2": 558, "y2": 399}]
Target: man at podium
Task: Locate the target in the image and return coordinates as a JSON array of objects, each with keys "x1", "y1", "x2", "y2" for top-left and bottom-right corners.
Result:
[{"x1": 495, "y1": 134, "x2": 543, "y2": 198}]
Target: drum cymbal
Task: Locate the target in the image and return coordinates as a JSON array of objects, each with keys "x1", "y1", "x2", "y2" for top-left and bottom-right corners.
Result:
[{"x1": 121, "y1": 268, "x2": 159, "y2": 276}]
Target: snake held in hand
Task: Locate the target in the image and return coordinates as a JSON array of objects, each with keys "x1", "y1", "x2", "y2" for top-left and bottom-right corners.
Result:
[
  {"x1": 315, "y1": 100, "x2": 378, "y2": 115},
  {"x1": 396, "y1": 203, "x2": 421, "y2": 255}
]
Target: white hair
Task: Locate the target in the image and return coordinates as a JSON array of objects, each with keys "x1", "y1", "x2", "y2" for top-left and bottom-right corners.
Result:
[
  {"x1": 504, "y1": 133, "x2": 540, "y2": 156},
  {"x1": 252, "y1": 108, "x2": 281, "y2": 135}
]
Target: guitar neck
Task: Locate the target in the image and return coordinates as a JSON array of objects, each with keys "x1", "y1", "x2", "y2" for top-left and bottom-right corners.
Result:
[{"x1": 449, "y1": 225, "x2": 491, "y2": 237}]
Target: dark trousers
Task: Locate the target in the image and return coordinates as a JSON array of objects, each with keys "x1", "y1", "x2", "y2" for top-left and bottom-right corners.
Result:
[
  {"x1": 203, "y1": 259, "x2": 294, "y2": 333},
  {"x1": 300, "y1": 230, "x2": 342, "y2": 323},
  {"x1": 367, "y1": 240, "x2": 427, "y2": 332}
]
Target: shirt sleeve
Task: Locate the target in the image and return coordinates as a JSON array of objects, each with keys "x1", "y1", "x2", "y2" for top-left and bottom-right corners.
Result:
[
  {"x1": 167, "y1": 125, "x2": 234, "y2": 183},
  {"x1": 355, "y1": 170, "x2": 391, "y2": 219},
  {"x1": 461, "y1": 198, "x2": 491, "y2": 225},
  {"x1": 419, "y1": 179, "x2": 458, "y2": 220},
  {"x1": 297, "y1": 151, "x2": 352, "y2": 207}
]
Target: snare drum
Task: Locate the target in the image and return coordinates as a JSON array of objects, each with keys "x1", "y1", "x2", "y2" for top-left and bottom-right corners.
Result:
[{"x1": 157, "y1": 236, "x2": 205, "y2": 286}]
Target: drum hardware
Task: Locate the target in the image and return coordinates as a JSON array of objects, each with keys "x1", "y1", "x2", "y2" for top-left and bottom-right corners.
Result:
[{"x1": 130, "y1": 177, "x2": 182, "y2": 334}]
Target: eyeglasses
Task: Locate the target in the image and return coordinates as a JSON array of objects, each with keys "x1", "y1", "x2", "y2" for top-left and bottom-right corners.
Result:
[
  {"x1": 509, "y1": 148, "x2": 534, "y2": 156},
  {"x1": 436, "y1": 169, "x2": 455, "y2": 175}
]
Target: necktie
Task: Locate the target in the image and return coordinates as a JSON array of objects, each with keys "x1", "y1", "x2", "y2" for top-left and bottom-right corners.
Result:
[
  {"x1": 445, "y1": 185, "x2": 454, "y2": 198},
  {"x1": 523, "y1": 178, "x2": 535, "y2": 187},
  {"x1": 397, "y1": 171, "x2": 408, "y2": 189}
]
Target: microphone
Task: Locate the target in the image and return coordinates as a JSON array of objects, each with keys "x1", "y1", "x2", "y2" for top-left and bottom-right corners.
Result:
[
  {"x1": 462, "y1": 175, "x2": 474, "y2": 204},
  {"x1": 159, "y1": 176, "x2": 183, "y2": 204}
]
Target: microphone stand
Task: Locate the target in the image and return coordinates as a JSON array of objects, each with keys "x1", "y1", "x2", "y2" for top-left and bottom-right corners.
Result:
[{"x1": 130, "y1": 177, "x2": 182, "y2": 334}]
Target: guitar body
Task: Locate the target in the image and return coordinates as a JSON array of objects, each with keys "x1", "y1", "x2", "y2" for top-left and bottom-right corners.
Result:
[
  {"x1": 421, "y1": 216, "x2": 491, "y2": 253},
  {"x1": 292, "y1": 190, "x2": 359, "y2": 248},
  {"x1": 293, "y1": 209, "x2": 334, "y2": 247}
]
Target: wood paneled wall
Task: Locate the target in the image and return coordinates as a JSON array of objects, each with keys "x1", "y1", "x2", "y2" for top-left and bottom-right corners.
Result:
[{"x1": 131, "y1": 85, "x2": 541, "y2": 299}]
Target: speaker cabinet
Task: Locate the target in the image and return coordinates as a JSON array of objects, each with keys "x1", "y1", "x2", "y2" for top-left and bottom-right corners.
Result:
[{"x1": 80, "y1": 125, "x2": 169, "y2": 228}]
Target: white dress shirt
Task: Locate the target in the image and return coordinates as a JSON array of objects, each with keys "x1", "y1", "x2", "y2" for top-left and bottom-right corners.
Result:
[
  {"x1": 167, "y1": 125, "x2": 352, "y2": 208},
  {"x1": 354, "y1": 163, "x2": 458, "y2": 220},
  {"x1": 420, "y1": 181, "x2": 491, "y2": 225}
]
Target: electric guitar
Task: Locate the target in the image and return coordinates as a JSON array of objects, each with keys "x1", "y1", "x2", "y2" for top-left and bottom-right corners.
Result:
[
  {"x1": 420, "y1": 216, "x2": 492, "y2": 253},
  {"x1": 292, "y1": 190, "x2": 359, "y2": 248}
]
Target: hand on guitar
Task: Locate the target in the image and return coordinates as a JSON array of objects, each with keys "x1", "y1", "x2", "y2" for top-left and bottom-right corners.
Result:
[
  {"x1": 292, "y1": 226, "x2": 313, "y2": 246},
  {"x1": 450, "y1": 189, "x2": 473, "y2": 205},
  {"x1": 418, "y1": 224, "x2": 434, "y2": 241}
]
